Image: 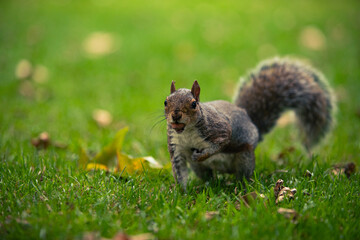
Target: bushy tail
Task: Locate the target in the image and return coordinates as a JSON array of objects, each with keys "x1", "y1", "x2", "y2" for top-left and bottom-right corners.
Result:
[{"x1": 234, "y1": 57, "x2": 335, "y2": 150}]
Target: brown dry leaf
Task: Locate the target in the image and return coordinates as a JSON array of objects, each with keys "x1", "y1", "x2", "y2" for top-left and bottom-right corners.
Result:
[
  {"x1": 274, "y1": 179, "x2": 297, "y2": 204},
  {"x1": 205, "y1": 211, "x2": 219, "y2": 220},
  {"x1": 31, "y1": 132, "x2": 51, "y2": 149},
  {"x1": 332, "y1": 162, "x2": 356, "y2": 178},
  {"x1": 299, "y1": 26, "x2": 327, "y2": 51},
  {"x1": 276, "y1": 187, "x2": 297, "y2": 204},
  {"x1": 277, "y1": 208, "x2": 298, "y2": 221},
  {"x1": 93, "y1": 109, "x2": 113, "y2": 127},
  {"x1": 274, "y1": 179, "x2": 284, "y2": 199},
  {"x1": 31, "y1": 132, "x2": 67, "y2": 150},
  {"x1": 83, "y1": 32, "x2": 116, "y2": 57},
  {"x1": 15, "y1": 59, "x2": 32, "y2": 79}
]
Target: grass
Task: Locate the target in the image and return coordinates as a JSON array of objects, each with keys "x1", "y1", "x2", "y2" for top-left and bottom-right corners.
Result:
[{"x1": 1, "y1": 0, "x2": 360, "y2": 239}]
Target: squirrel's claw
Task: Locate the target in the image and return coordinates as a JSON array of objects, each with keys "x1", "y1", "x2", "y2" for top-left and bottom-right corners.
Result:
[{"x1": 191, "y1": 149, "x2": 209, "y2": 162}]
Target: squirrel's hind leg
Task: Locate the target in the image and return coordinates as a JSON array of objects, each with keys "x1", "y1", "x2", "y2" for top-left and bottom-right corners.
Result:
[
  {"x1": 190, "y1": 163, "x2": 214, "y2": 181},
  {"x1": 234, "y1": 149, "x2": 255, "y2": 181}
]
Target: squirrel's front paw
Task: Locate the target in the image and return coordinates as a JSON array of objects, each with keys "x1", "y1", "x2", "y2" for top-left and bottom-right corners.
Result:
[{"x1": 191, "y1": 149, "x2": 209, "y2": 162}]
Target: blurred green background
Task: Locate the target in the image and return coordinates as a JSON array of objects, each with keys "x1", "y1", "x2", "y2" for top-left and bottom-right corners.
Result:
[
  {"x1": 1, "y1": 0, "x2": 359, "y2": 163},
  {"x1": 1, "y1": 0, "x2": 360, "y2": 239}
]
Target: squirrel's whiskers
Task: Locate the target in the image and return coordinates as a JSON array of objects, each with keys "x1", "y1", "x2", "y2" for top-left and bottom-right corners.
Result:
[{"x1": 164, "y1": 57, "x2": 334, "y2": 189}]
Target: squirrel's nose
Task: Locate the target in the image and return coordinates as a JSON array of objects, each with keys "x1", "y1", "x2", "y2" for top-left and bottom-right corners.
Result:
[{"x1": 172, "y1": 111, "x2": 182, "y2": 122}]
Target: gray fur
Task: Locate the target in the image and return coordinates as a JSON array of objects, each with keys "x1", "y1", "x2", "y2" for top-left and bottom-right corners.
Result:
[
  {"x1": 166, "y1": 96, "x2": 258, "y2": 189},
  {"x1": 166, "y1": 57, "x2": 334, "y2": 188},
  {"x1": 234, "y1": 57, "x2": 334, "y2": 149}
]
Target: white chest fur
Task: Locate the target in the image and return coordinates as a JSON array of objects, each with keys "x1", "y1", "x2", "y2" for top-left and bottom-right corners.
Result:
[
  {"x1": 170, "y1": 126, "x2": 211, "y2": 152},
  {"x1": 170, "y1": 126, "x2": 236, "y2": 173}
]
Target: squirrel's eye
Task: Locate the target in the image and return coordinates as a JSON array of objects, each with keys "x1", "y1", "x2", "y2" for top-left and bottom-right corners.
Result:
[
  {"x1": 164, "y1": 100, "x2": 168, "y2": 107},
  {"x1": 191, "y1": 101, "x2": 197, "y2": 109}
]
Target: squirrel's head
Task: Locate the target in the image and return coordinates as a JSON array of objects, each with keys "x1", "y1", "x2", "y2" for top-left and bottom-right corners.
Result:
[{"x1": 164, "y1": 80, "x2": 200, "y2": 134}]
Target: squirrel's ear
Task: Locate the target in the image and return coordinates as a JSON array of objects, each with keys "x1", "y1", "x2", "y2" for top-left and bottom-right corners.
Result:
[
  {"x1": 171, "y1": 80, "x2": 176, "y2": 94},
  {"x1": 191, "y1": 80, "x2": 200, "y2": 102}
]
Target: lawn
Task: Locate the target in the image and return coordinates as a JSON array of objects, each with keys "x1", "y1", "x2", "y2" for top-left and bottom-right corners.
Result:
[{"x1": 1, "y1": 0, "x2": 360, "y2": 239}]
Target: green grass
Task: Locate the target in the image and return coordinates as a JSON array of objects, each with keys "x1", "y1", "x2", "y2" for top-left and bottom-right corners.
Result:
[{"x1": 1, "y1": 0, "x2": 360, "y2": 239}]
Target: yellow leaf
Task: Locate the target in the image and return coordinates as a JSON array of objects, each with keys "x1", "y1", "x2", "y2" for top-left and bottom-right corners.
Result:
[
  {"x1": 79, "y1": 126, "x2": 164, "y2": 175},
  {"x1": 86, "y1": 163, "x2": 109, "y2": 171},
  {"x1": 116, "y1": 151, "x2": 163, "y2": 175},
  {"x1": 93, "y1": 127, "x2": 129, "y2": 165}
]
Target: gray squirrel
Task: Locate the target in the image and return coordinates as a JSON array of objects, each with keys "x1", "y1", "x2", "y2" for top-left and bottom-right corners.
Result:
[{"x1": 164, "y1": 57, "x2": 335, "y2": 189}]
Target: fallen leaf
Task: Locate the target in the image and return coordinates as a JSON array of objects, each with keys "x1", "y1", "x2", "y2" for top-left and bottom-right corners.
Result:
[
  {"x1": 80, "y1": 127, "x2": 162, "y2": 175},
  {"x1": 86, "y1": 163, "x2": 109, "y2": 171},
  {"x1": 92, "y1": 127, "x2": 128, "y2": 167},
  {"x1": 274, "y1": 179, "x2": 297, "y2": 204},
  {"x1": 344, "y1": 162, "x2": 356, "y2": 177},
  {"x1": 205, "y1": 211, "x2": 219, "y2": 220},
  {"x1": 31, "y1": 132, "x2": 67, "y2": 150},
  {"x1": 277, "y1": 208, "x2": 298, "y2": 221},
  {"x1": 332, "y1": 162, "x2": 356, "y2": 178},
  {"x1": 31, "y1": 132, "x2": 51, "y2": 149},
  {"x1": 93, "y1": 109, "x2": 113, "y2": 127},
  {"x1": 15, "y1": 59, "x2": 32, "y2": 79},
  {"x1": 116, "y1": 153, "x2": 162, "y2": 175},
  {"x1": 274, "y1": 179, "x2": 284, "y2": 199}
]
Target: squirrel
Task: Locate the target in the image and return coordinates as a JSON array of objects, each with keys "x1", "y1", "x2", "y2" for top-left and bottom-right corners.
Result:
[{"x1": 164, "y1": 57, "x2": 335, "y2": 189}]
